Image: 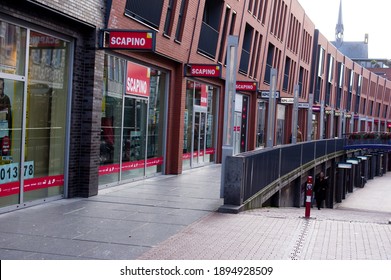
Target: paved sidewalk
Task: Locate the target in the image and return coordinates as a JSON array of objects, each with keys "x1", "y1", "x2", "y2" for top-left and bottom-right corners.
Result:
[
  {"x1": 1, "y1": 164, "x2": 391, "y2": 260},
  {"x1": 139, "y1": 173, "x2": 391, "y2": 260},
  {"x1": 0, "y1": 165, "x2": 223, "y2": 259}
]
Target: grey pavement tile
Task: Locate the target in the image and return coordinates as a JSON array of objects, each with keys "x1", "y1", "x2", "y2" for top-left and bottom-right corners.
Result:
[
  {"x1": 1, "y1": 234, "x2": 100, "y2": 258},
  {"x1": 80, "y1": 243, "x2": 150, "y2": 260},
  {"x1": 0, "y1": 249, "x2": 45, "y2": 260},
  {"x1": 129, "y1": 222, "x2": 185, "y2": 247},
  {"x1": 73, "y1": 219, "x2": 148, "y2": 244},
  {"x1": 86, "y1": 195, "x2": 166, "y2": 207},
  {"x1": 121, "y1": 211, "x2": 205, "y2": 225},
  {"x1": 158, "y1": 199, "x2": 222, "y2": 211}
]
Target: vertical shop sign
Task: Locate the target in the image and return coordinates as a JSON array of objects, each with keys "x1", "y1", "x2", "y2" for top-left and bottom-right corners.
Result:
[
  {"x1": 126, "y1": 61, "x2": 151, "y2": 97},
  {"x1": 201, "y1": 84, "x2": 208, "y2": 107}
]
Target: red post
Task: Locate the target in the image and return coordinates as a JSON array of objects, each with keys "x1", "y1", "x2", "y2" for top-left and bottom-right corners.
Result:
[{"x1": 305, "y1": 176, "x2": 313, "y2": 218}]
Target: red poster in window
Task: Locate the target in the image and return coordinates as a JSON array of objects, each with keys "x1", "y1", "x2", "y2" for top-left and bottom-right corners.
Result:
[
  {"x1": 126, "y1": 61, "x2": 151, "y2": 97},
  {"x1": 201, "y1": 84, "x2": 208, "y2": 107}
]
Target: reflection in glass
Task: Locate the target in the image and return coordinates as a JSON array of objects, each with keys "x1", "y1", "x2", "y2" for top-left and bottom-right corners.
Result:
[
  {"x1": 0, "y1": 79, "x2": 23, "y2": 208},
  {"x1": 0, "y1": 21, "x2": 27, "y2": 75},
  {"x1": 183, "y1": 80, "x2": 217, "y2": 170},
  {"x1": 24, "y1": 31, "x2": 69, "y2": 202}
]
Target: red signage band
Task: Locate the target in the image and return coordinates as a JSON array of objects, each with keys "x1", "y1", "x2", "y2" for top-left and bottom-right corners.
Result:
[
  {"x1": 182, "y1": 148, "x2": 215, "y2": 160},
  {"x1": 236, "y1": 81, "x2": 258, "y2": 92},
  {"x1": 104, "y1": 30, "x2": 155, "y2": 50},
  {"x1": 0, "y1": 175, "x2": 64, "y2": 198},
  {"x1": 200, "y1": 84, "x2": 208, "y2": 107},
  {"x1": 126, "y1": 61, "x2": 151, "y2": 97},
  {"x1": 186, "y1": 64, "x2": 221, "y2": 78},
  {"x1": 99, "y1": 157, "x2": 164, "y2": 176}
]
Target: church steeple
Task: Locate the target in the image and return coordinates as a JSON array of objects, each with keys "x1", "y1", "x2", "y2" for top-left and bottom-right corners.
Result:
[{"x1": 335, "y1": 0, "x2": 344, "y2": 47}]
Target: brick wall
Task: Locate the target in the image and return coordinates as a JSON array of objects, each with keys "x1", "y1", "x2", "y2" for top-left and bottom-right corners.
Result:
[{"x1": 28, "y1": 0, "x2": 106, "y2": 27}]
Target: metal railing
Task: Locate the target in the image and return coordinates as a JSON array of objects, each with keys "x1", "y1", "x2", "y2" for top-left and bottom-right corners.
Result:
[
  {"x1": 223, "y1": 138, "x2": 345, "y2": 207},
  {"x1": 344, "y1": 132, "x2": 391, "y2": 147}
]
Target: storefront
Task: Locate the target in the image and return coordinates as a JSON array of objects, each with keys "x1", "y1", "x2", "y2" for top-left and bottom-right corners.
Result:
[
  {"x1": 233, "y1": 93, "x2": 250, "y2": 154},
  {"x1": 99, "y1": 54, "x2": 168, "y2": 187},
  {"x1": 256, "y1": 99, "x2": 266, "y2": 148},
  {"x1": 0, "y1": 19, "x2": 72, "y2": 210},
  {"x1": 182, "y1": 80, "x2": 219, "y2": 169}
]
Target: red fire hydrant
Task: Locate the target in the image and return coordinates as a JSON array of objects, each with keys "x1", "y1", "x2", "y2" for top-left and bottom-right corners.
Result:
[{"x1": 305, "y1": 176, "x2": 313, "y2": 218}]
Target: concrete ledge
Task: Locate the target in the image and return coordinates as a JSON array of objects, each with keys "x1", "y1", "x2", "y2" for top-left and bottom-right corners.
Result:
[{"x1": 218, "y1": 204, "x2": 244, "y2": 214}]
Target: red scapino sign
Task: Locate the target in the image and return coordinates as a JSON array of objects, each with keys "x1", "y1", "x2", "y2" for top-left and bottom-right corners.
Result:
[
  {"x1": 126, "y1": 61, "x2": 151, "y2": 97},
  {"x1": 102, "y1": 30, "x2": 156, "y2": 51}
]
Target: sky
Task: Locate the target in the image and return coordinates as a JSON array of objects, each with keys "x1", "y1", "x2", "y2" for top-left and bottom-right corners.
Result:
[{"x1": 297, "y1": 0, "x2": 391, "y2": 59}]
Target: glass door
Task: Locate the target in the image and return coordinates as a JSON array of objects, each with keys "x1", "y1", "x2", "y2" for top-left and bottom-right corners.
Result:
[
  {"x1": 0, "y1": 79, "x2": 24, "y2": 208},
  {"x1": 121, "y1": 97, "x2": 148, "y2": 180},
  {"x1": 192, "y1": 109, "x2": 207, "y2": 167}
]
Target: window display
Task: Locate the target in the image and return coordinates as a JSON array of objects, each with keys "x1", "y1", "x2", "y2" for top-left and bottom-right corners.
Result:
[
  {"x1": 99, "y1": 55, "x2": 167, "y2": 186},
  {"x1": 0, "y1": 21, "x2": 70, "y2": 209},
  {"x1": 183, "y1": 80, "x2": 218, "y2": 169}
]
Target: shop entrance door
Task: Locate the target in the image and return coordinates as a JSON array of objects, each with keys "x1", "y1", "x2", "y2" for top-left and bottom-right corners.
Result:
[
  {"x1": 121, "y1": 97, "x2": 148, "y2": 180},
  {"x1": 191, "y1": 107, "x2": 207, "y2": 167}
]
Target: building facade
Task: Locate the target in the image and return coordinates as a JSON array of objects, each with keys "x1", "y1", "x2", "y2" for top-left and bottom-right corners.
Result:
[{"x1": 0, "y1": 0, "x2": 390, "y2": 213}]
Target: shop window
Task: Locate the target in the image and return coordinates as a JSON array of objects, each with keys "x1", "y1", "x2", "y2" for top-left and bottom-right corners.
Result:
[
  {"x1": 0, "y1": 21, "x2": 27, "y2": 75},
  {"x1": 99, "y1": 56, "x2": 167, "y2": 186},
  {"x1": 0, "y1": 27, "x2": 70, "y2": 208},
  {"x1": 183, "y1": 80, "x2": 218, "y2": 170}
]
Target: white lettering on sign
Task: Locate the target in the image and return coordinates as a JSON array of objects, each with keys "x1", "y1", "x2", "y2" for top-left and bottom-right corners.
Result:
[
  {"x1": 126, "y1": 77, "x2": 148, "y2": 94},
  {"x1": 191, "y1": 68, "x2": 216, "y2": 75},
  {"x1": 111, "y1": 37, "x2": 146, "y2": 46},
  {"x1": 237, "y1": 85, "x2": 253, "y2": 90}
]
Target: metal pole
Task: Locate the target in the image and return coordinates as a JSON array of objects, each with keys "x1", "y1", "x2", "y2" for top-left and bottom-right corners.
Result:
[
  {"x1": 220, "y1": 35, "x2": 238, "y2": 198},
  {"x1": 330, "y1": 108, "x2": 334, "y2": 138},
  {"x1": 291, "y1": 85, "x2": 299, "y2": 144},
  {"x1": 266, "y1": 68, "x2": 277, "y2": 147},
  {"x1": 350, "y1": 112, "x2": 354, "y2": 133},
  {"x1": 307, "y1": 93, "x2": 313, "y2": 141},
  {"x1": 320, "y1": 100, "x2": 325, "y2": 139}
]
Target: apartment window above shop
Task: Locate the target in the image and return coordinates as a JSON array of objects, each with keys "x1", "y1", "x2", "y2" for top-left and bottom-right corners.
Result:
[
  {"x1": 164, "y1": 0, "x2": 177, "y2": 36},
  {"x1": 175, "y1": 0, "x2": 188, "y2": 41},
  {"x1": 198, "y1": 0, "x2": 223, "y2": 58},
  {"x1": 327, "y1": 55, "x2": 334, "y2": 83},
  {"x1": 125, "y1": 0, "x2": 164, "y2": 29},
  {"x1": 354, "y1": 74, "x2": 362, "y2": 114},
  {"x1": 248, "y1": 0, "x2": 268, "y2": 23},
  {"x1": 336, "y1": 62, "x2": 344, "y2": 109},
  {"x1": 282, "y1": 57, "x2": 291, "y2": 91},
  {"x1": 239, "y1": 24, "x2": 253, "y2": 74},
  {"x1": 346, "y1": 69, "x2": 353, "y2": 111},
  {"x1": 264, "y1": 43, "x2": 274, "y2": 84},
  {"x1": 317, "y1": 47, "x2": 325, "y2": 77},
  {"x1": 270, "y1": 0, "x2": 287, "y2": 41}
]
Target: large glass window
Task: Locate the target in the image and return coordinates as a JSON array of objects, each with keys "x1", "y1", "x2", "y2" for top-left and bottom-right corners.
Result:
[
  {"x1": 183, "y1": 80, "x2": 218, "y2": 169},
  {"x1": 0, "y1": 21, "x2": 27, "y2": 75},
  {"x1": 99, "y1": 55, "x2": 125, "y2": 185},
  {"x1": 0, "y1": 22, "x2": 70, "y2": 209},
  {"x1": 99, "y1": 55, "x2": 167, "y2": 187},
  {"x1": 0, "y1": 78, "x2": 23, "y2": 208},
  {"x1": 24, "y1": 31, "x2": 70, "y2": 202}
]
